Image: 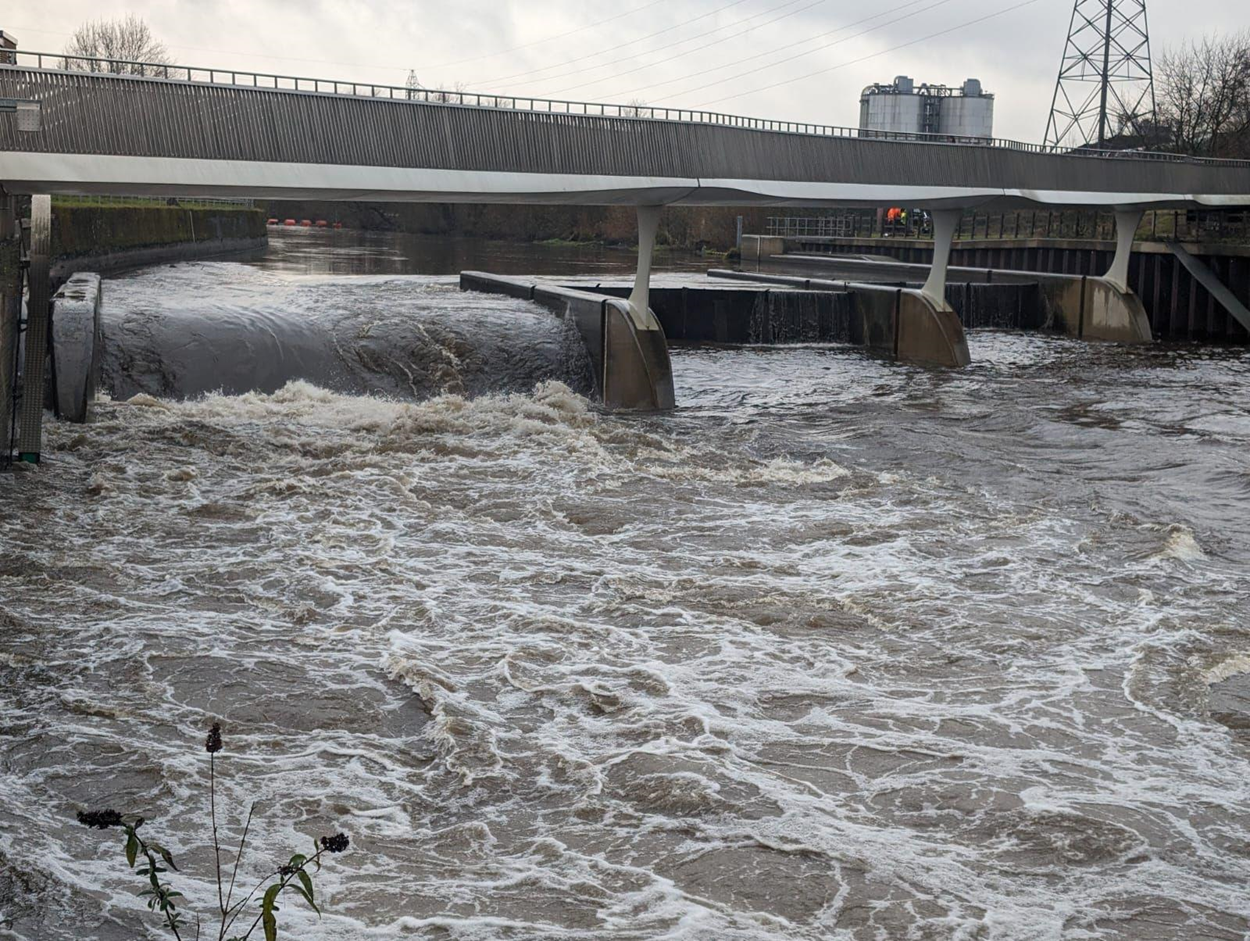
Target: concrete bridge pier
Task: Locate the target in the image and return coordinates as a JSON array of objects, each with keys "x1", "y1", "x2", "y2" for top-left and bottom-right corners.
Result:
[
  {"x1": 1043, "y1": 209, "x2": 1152, "y2": 344},
  {"x1": 17, "y1": 194, "x2": 51, "y2": 462},
  {"x1": 0, "y1": 189, "x2": 19, "y2": 459}
]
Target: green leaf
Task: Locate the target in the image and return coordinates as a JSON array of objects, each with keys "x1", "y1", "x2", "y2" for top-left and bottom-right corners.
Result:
[
  {"x1": 153, "y1": 843, "x2": 180, "y2": 872},
  {"x1": 312, "y1": 838, "x2": 321, "y2": 870},
  {"x1": 262, "y1": 882, "x2": 282, "y2": 941},
  {"x1": 296, "y1": 871, "x2": 319, "y2": 916},
  {"x1": 125, "y1": 833, "x2": 139, "y2": 869},
  {"x1": 288, "y1": 854, "x2": 306, "y2": 870}
]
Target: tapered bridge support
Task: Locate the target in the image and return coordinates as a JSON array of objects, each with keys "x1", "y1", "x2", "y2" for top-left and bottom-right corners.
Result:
[
  {"x1": 628, "y1": 205, "x2": 663, "y2": 329},
  {"x1": 921, "y1": 209, "x2": 962, "y2": 311},
  {"x1": 1105, "y1": 210, "x2": 1144, "y2": 293},
  {"x1": 1064, "y1": 208, "x2": 1152, "y2": 343}
]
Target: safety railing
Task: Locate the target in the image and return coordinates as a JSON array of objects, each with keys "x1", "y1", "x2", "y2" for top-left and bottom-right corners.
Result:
[
  {"x1": 6, "y1": 49, "x2": 1250, "y2": 168},
  {"x1": 767, "y1": 209, "x2": 1250, "y2": 244},
  {"x1": 50, "y1": 194, "x2": 256, "y2": 209}
]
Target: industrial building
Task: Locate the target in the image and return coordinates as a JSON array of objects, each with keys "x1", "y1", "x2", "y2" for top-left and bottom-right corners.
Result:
[{"x1": 859, "y1": 76, "x2": 995, "y2": 140}]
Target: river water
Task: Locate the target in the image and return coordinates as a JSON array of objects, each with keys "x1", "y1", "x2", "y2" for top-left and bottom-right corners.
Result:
[{"x1": 1, "y1": 229, "x2": 1249, "y2": 941}]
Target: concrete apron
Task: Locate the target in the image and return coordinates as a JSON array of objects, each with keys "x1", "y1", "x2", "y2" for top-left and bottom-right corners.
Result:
[
  {"x1": 707, "y1": 269, "x2": 971, "y2": 369},
  {"x1": 460, "y1": 272, "x2": 675, "y2": 412}
]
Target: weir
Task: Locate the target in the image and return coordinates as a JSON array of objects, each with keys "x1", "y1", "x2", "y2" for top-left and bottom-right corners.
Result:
[
  {"x1": 741, "y1": 253, "x2": 1154, "y2": 344},
  {"x1": 3, "y1": 46, "x2": 1250, "y2": 459}
]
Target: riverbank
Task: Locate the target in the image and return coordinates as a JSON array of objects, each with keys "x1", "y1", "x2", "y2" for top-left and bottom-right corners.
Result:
[{"x1": 50, "y1": 201, "x2": 268, "y2": 279}]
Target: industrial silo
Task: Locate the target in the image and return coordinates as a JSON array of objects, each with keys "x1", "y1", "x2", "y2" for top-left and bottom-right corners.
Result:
[
  {"x1": 937, "y1": 79, "x2": 996, "y2": 139},
  {"x1": 859, "y1": 77, "x2": 926, "y2": 136}
]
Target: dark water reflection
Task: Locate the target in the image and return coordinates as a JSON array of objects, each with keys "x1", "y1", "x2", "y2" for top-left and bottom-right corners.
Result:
[{"x1": 254, "y1": 226, "x2": 712, "y2": 277}]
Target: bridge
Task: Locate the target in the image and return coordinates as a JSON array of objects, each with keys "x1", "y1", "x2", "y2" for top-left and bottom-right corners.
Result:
[{"x1": 2, "y1": 50, "x2": 1250, "y2": 458}]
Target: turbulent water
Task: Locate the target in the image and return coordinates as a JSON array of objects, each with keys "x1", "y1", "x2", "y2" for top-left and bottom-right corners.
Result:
[{"x1": 2, "y1": 231, "x2": 1250, "y2": 941}]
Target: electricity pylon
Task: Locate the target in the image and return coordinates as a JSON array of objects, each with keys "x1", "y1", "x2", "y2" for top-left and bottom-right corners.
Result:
[{"x1": 1044, "y1": 0, "x2": 1157, "y2": 151}]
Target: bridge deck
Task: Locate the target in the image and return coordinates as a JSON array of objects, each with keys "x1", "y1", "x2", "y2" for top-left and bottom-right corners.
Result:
[{"x1": 1, "y1": 57, "x2": 1248, "y2": 209}]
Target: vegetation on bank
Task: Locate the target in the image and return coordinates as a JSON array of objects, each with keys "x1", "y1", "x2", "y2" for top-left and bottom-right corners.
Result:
[{"x1": 51, "y1": 204, "x2": 267, "y2": 259}]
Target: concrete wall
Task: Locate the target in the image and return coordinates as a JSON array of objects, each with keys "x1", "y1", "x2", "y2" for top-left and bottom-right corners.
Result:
[
  {"x1": 777, "y1": 235, "x2": 1250, "y2": 342},
  {"x1": 707, "y1": 270, "x2": 970, "y2": 367},
  {"x1": 50, "y1": 205, "x2": 268, "y2": 279},
  {"x1": 758, "y1": 254, "x2": 1152, "y2": 344}
]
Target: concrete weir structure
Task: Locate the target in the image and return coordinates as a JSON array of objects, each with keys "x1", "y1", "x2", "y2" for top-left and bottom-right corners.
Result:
[
  {"x1": 737, "y1": 254, "x2": 1154, "y2": 344},
  {"x1": 2, "y1": 49, "x2": 1250, "y2": 452},
  {"x1": 461, "y1": 272, "x2": 675, "y2": 411}
]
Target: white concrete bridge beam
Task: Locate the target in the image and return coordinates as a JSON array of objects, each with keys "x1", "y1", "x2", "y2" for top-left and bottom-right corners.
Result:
[{"x1": 921, "y1": 209, "x2": 963, "y2": 311}]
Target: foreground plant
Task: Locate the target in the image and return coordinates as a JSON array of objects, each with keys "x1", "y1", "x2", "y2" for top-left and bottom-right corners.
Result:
[{"x1": 77, "y1": 722, "x2": 349, "y2": 940}]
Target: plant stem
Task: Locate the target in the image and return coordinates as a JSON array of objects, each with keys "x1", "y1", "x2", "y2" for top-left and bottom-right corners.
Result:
[
  {"x1": 220, "y1": 850, "x2": 326, "y2": 940},
  {"x1": 132, "y1": 833, "x2": 183, "y2": 941},
  {"x1": 211, "y1": 753, "x2": 224, "y2": 922},
  {"x1": 219, "y1": 802, "x2": 256, "y2": 941}
]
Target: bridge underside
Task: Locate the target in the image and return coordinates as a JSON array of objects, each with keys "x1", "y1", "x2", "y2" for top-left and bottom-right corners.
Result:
[{"x1": 0, "y1": 153, "x2": 1246, "y2": 212}]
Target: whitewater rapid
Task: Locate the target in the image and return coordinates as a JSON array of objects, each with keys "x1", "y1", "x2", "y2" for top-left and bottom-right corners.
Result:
[{"x1": 1, "y1": 246, "x2": 1248, "y2": 941}]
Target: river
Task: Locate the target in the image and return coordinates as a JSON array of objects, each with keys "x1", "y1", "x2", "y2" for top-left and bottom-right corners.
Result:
[{"x1": 1, "y1": 228, "x2": 1248, "y2": 941}]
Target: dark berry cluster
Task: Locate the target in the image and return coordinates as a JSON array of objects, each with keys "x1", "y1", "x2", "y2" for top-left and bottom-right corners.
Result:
[
  {"x1": 204, "y1": 722, "x2": 223, "y2": 754},
  {"x1": 77, "y1": 809, "x2": 125, "y2": 830},
  {"x1": 319, "y1": 833, "x2": 349, "y2": 854}
]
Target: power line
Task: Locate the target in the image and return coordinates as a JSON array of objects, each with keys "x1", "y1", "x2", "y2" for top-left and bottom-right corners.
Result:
[
  {"x1": 8, "y1": 0, "x2": 670, "y2": 77},
  {"x1": 598, "y1": 0, "x2": 940, "y2": 101},
  {"x1": 425, "y1": 0, "x2": 669, "y2": 70},
  {"x1": 545, "y1": 0, "x2": 827, "y2": 97},
  {"x1": 468, "y1": 0, "x2": 756, "y2": 89},
  {"x1": 697, "y1": 0, "x2": 1043, "y2": 106}
]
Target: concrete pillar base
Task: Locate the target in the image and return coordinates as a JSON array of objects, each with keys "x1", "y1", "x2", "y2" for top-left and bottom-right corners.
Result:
[
  {"x1": 51, "y1": 273, "x2": 103, "y2": 423},
  {"x1": 461, "y1": 272, "x2": 675, "y2": 411},
  {"x1": 1036, "y1": 275, "x2": 1153, "y2": 344},
  {"x1": 850, "y1": 284, "x2": 970, "y2": 368}
]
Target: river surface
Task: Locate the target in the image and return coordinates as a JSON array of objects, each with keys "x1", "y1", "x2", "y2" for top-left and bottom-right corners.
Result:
[{"x1": 1, "y1": 229, "x2": 1249, "y2": 941}]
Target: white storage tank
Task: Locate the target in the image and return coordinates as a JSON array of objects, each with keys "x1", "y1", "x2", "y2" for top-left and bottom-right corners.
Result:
[
  {"x1": 858, "y1": 76, "x2": 994, "y2": 139},
  {"x1": 860, "y1": 90, "x2": 925, "y2": 136},
  {"x1": 938, "y1": 79, "x2": 995, "y2": 139}
]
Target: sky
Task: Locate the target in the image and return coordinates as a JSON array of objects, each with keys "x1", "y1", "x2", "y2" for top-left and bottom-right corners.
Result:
[{"x1": 4, "y1": 0, "x2": 1248, "y2": 142}]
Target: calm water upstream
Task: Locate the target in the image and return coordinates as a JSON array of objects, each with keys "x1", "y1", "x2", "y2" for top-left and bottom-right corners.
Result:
[{"x1": 1, "y1": 228, "x2": 1248, "y2": 941}]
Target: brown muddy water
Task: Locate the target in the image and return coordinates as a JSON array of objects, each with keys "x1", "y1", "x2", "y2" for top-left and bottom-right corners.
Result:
[{"x1": 1, "y1": 228, "x2": 1249, "y2": 940}]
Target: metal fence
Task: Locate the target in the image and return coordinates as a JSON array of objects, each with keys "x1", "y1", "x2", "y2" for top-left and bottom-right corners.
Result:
[
  {"x1": 767, "y1": 210, "x2": 1250, "y2": 244},
  {"x1": 50, "y1": 194, "x2": 256, "y2": 209},
  {"x1": 6, "y1": 49, "x2": 1250, "y2": 169}
]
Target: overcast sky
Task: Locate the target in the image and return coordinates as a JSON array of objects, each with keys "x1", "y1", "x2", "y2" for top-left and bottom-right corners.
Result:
[{"x1": 5, "y1": 0, "x2": 1248, "y2": 141}]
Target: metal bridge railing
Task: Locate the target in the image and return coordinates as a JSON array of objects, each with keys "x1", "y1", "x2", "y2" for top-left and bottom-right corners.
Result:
[
  {"x1": 767, "y1": 209, "x2": 1250, "y2": 244},
  {"x1": 7, "y1": 49, "x2": 1250, "y2": 169}
]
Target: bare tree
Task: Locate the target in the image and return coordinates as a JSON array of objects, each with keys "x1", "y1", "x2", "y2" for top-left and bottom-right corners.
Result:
[
  {"x1": 62, "y1": 15, "x2": 171, "y2": 75},
  {"x1": 1156, "y1": 32, "x2": 1250, "y2": 158},
  {"x1": 622, "y1": 98, "x2": 649, "y2": 118},
  {"x1": 432, "y1": 81, "x2": 468, "y2": 105}
]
